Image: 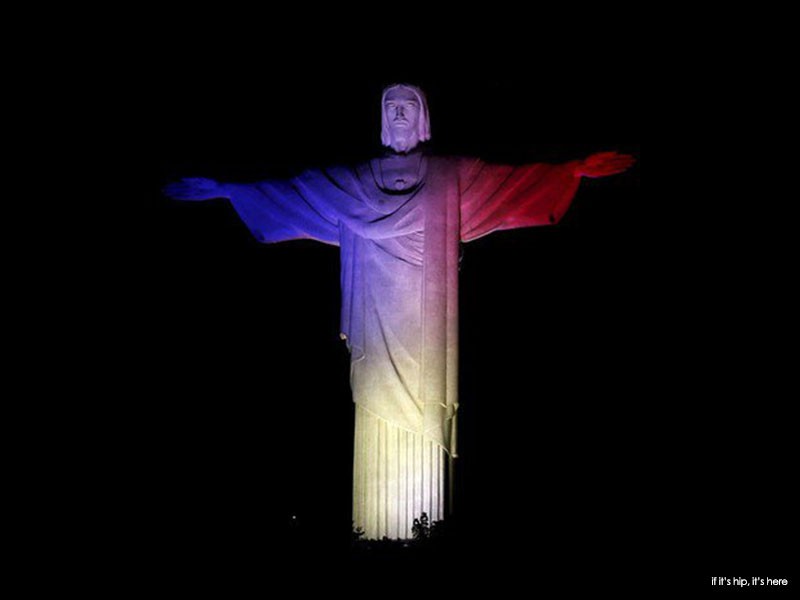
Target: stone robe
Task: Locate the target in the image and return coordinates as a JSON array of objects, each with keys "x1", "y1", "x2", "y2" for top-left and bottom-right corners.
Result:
[{"x1": 227, "y1": 152, "x2": 580, "y2": 538}]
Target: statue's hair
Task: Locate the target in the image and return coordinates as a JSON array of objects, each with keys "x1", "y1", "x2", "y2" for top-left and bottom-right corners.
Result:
[{"x1": 381, "y1": 83, "x2": 431, "y2": 147}]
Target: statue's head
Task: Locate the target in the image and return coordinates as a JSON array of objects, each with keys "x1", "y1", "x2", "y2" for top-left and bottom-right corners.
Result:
[{"x1": 381, "y1": 83, "x2": 431, "y2": 154}]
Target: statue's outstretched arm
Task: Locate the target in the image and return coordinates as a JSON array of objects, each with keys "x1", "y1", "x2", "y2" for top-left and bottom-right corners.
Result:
[
  {"x1": 573, "y1": 151, "x2": 635, "y2": 179},
  {"x1": 163, "y1": 177, "x2": 231, "y2": 201}
]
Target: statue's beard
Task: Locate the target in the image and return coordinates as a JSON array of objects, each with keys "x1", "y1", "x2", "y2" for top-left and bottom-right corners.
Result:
[{"x1": 388, "y1": 129, "x2": 420, "y2": 154}]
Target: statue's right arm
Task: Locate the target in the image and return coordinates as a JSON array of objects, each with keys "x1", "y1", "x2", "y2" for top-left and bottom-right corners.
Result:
[
  {"x1": 163, "y1": 172, "x2": 341, "y2": 245},
  {"x1": 162, "y1": 177, "x2": 231, "y2": 201}
]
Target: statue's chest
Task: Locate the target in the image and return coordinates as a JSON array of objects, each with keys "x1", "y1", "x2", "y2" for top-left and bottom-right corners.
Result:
[{"x1": 379, "y1": 161, "x2": 422, "y2": 191}]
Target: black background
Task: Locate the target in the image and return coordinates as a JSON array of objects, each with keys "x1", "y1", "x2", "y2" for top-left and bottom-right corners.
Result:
[{"x1": 73, "y1": 8, "x2": 794, "y2": 593}]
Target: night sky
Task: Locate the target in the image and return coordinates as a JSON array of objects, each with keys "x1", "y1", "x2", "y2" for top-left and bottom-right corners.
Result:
[{"x1": 99, "y1": 13, "x2": 793, "y2": 591}]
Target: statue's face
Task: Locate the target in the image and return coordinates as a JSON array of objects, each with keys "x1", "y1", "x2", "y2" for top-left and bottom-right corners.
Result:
[
  {"x1": 384, "y1": 87, "x2": 421, "y2": 152},
  {"x1": 384, "y1": 87, "x2": 420, "y2": 132}
]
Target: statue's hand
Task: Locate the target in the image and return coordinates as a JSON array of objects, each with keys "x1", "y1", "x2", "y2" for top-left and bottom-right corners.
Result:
[
  {"x1": 162, "y1": 177, "x2": 226, "y2": 201},
  {"x1": 574, "y1": 151, "x2": 636, "y2": 178}
]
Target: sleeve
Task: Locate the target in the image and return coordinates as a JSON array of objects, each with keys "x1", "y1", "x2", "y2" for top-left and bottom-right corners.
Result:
[
  {"x1": 226, "y1": 169, "x2": 341, "y2": 246},
  {"x1": 459, "y1": 157, "x2": 582, "y2": 242}
]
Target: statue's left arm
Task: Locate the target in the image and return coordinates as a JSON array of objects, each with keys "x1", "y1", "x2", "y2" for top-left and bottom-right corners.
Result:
[{"x1": 459, "y1": 151, "x2": 635, "y2": 242}]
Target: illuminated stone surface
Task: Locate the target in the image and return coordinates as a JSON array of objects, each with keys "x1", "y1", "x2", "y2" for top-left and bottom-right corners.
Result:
[{"x1": 164, "y1": 84, "x2": 634, "y2": 539}]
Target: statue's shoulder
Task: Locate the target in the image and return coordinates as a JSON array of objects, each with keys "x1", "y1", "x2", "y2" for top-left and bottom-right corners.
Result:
[
  {"x1": 394, "y1": 153, "x2": 474, "y2": 172},
  {"x1": 293, "y1": 163, "x2": 363, "y2": 187},
  {"x1": 429, "y1": 154, "x2": 480, "y2": 168},
  {"x1": 431, "y1": 155, "x2": 483, "y2": 179}
]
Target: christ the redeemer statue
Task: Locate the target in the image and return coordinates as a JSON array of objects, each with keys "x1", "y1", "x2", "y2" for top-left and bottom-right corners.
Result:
[{"x1": 164, "y1": 83, "x2": 634, "y2": 540}]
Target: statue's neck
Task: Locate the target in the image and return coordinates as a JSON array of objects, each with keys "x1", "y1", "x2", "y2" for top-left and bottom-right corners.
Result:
[{"x1": 387, "y1": 132, "x2": 421, "y2": 154}]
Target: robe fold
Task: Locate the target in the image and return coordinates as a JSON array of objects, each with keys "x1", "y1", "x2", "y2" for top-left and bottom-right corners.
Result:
[{"x1": 226, "y1": 154, "x2": 581, "y2": 538}]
